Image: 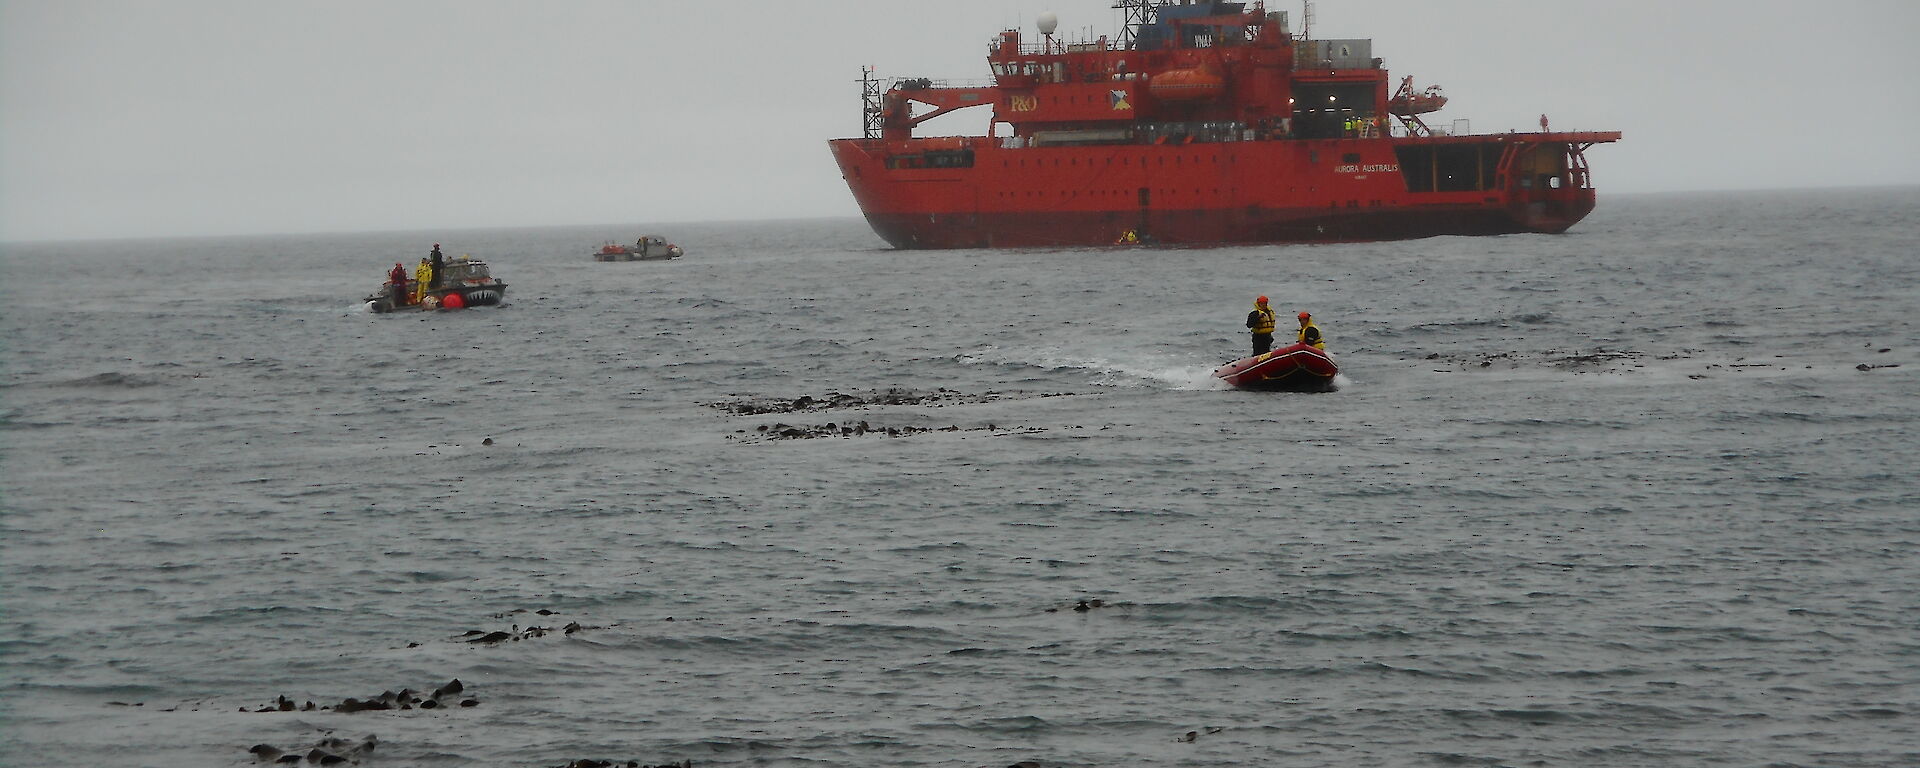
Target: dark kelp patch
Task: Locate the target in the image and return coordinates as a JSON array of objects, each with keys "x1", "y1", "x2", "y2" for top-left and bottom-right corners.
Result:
[
  {"x1": 732, "y1": 421, "x2": 1050, "y2": 442},
  {"x1": 705, "y1": 388, "x2": 1072, "y2": 415},
  {"x1": 244, "y1": 679, "x2": 475, "y2": 713},
  {"x1": 248, "y1": 734, "x2": 378, "y2": 764}
]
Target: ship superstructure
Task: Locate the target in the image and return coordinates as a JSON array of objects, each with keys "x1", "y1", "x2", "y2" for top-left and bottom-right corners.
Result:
[{"x1": 828, "y1": 0, "x2": 1621, "y2": 248}]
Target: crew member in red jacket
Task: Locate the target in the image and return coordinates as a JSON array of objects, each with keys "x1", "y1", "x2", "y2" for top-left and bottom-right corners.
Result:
[{"x1": 387, "y1": 262, "x2": 409, "y2": 306}]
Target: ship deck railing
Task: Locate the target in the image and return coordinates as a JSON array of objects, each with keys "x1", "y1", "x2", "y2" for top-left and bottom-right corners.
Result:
[
  {"x1": 989, "y1": 39, "x2": 1114, "y2": 56},
  {"x1": 892, "y1": 77, "x2": 996, "y2": 91}
]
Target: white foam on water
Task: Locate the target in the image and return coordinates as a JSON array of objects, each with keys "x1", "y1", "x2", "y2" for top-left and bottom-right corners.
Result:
[{"x1": 959, "y1": 344, "x2": 1229, "y2": 390}]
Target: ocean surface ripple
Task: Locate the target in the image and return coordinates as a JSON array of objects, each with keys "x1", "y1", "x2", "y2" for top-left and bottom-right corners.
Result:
[{"x1": 3, "y1": 188, "x2": 1918, "y2": 767}]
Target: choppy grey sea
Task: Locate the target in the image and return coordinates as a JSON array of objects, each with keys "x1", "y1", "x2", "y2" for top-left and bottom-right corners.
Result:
[{"x1": 3, "y1": 187, "x2": 1918, "y2": 768}]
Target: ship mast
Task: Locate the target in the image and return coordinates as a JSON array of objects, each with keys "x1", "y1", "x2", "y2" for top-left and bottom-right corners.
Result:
[
  {"x1": 859, "y1": 66, "x2": 884, "y2": 140},
  {"x1": 1299, "y1": 0, "x2": 1314, "y2": 40},
  {"x1": 1112, "y1": 0, "x2": 1170, "y2": 49}
]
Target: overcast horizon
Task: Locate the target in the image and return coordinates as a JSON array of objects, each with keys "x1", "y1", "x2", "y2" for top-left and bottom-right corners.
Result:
[{"x1": 5, "y1": 0, "x2": 1918, "y2": 242}]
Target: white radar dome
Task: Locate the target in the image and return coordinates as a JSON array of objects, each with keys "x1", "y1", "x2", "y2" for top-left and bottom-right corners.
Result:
[{"x1": 1037, "y1": 12, "x2": 1059, "y2": 36}]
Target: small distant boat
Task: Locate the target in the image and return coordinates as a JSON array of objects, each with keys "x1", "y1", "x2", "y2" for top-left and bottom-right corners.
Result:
[
  {"x1": 595, "y1": 236, "x2": 682, "y2": 261},
  {"x1": 1213, "y1": 343, "x2": 1338, "y2": 392},
  {"x1": 365, "y1": 255, "x2": 508, "y2": 313}
]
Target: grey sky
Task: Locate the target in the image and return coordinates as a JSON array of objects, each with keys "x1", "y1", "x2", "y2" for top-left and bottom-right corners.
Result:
[{"x1": 4, "y1": 0, "x2": 1917, "y2": 241}]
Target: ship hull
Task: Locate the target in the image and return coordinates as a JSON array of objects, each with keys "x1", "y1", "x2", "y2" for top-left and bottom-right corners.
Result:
[{"x1": 830, "y1": 134, "x2": 1609, "y2": 249}]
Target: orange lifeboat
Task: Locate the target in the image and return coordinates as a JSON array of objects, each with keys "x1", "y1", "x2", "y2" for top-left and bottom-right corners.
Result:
[
  {"x1": 1147, "y1": 66, "x2": 1225, "y2": 102},
  {"x1": 1389, "y1": 82, "x2": 1447, "y2": 116}
]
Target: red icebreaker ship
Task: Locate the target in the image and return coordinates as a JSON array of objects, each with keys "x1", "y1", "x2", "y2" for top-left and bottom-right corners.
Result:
[{"x1": 829, "y1": 1, "x2": 1621, "y2": 249}]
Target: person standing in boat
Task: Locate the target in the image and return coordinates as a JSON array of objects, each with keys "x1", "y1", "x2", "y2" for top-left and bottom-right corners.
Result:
[
  {"x1": 1297, "y1": 311, "x2": 1325, "y2": 350},
  {"x1": 414, "y1": 257, "x2": 433, "y2": 304},
  {"x1": 1246, "y1": 296, "x2": 1277, "y2": 356},
  {"x1": 429, "y1": 244, "x2": 445, "y2": 289},
  {"x1": 387, "y1": 262, "x2": 409, "y2": 306}
]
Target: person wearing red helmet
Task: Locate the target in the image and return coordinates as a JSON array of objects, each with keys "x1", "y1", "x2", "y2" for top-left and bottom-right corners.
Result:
[
  {"x1": 387, "y1": 262, "x2": 409, "y2": 307},
  {"x1": 1296, "y1": 311, "x2": 1324, "y2": 350},
  {"x1": 1245, "y1": 295, "x2": 1277, "y2": 355}
]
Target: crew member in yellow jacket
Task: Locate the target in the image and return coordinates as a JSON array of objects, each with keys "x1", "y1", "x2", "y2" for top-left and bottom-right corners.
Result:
[
  {"x1": 413, "y1": 258, "x2": 434, "y2": 304},
  {"x1": 1245, "y1": 295, "x2": 1276, "y2": 356},
  {"x1": 1296, "y1": 311, "x2": 1324, "y2": 350}
]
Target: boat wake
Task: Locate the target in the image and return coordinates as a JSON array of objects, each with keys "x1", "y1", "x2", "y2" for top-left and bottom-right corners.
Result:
[
  {"x1": 1097, "y1": 360, "x2": 1226, "y2": 390},
  {"x1": 958, "y1": 345, "x2": 1226, "y2": 390}
]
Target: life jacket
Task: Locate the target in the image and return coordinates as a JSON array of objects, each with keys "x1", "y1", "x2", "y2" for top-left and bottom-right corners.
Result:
[
  {"x1": 1246, "y1": 305, "x2": 1276, "y2": 334},
  {"x1": 1298, "y1": 321, "x2": 1324, "y2": 349}
]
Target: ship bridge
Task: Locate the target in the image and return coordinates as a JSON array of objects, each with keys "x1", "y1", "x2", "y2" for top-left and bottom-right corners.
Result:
[
  {"x1": 1130, "y1": 1, "x2": 1253, "y2": 51},
  {"x1": 861, "y1": 0, "x2": 1399, "y2": 149}
]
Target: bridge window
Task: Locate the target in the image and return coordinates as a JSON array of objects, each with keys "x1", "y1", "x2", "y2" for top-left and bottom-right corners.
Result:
[{"x1": 883, "y1": 149, "x2": 974, "y2": 170}]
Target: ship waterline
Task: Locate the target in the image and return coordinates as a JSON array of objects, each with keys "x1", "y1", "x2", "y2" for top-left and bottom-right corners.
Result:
[{"x1": 852, "y1": 202, "x2": 1595, "y2": 250}]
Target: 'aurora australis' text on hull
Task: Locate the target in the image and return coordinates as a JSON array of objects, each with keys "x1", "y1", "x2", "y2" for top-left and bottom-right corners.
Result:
[{"x1": 829, "y1": 1, "x2": 1620, "y2": 249}]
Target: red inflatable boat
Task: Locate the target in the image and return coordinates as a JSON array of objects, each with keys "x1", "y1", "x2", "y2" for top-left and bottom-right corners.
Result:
[{"x1": 1213, "y1": 343, "x2": 1339, "y2": 392}]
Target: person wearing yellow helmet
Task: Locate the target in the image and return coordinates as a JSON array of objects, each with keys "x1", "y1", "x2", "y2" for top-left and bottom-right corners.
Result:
[
  {"x1": 413, "y1": 258, "x2": 433, "y2": 304},
  {"x1": 1245, "y1": 296, "x2": 1277, "y2": 355},
  {"x1": 1297, "y1": 311, "x2": 1324, "y2": 350}
]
